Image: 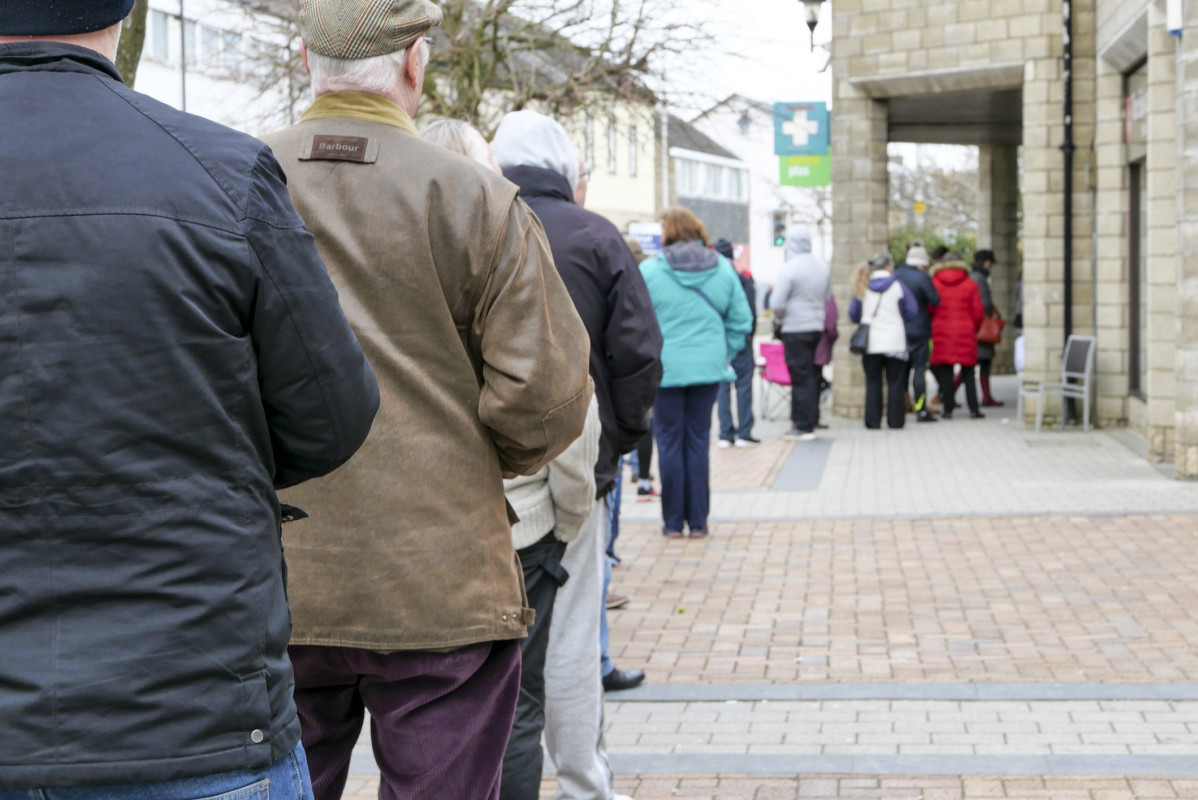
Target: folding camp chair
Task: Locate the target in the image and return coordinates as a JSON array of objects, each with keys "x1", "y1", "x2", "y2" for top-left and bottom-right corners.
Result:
[{"x1": 757, "y1": 341, "x2": 791, "y2": 421}]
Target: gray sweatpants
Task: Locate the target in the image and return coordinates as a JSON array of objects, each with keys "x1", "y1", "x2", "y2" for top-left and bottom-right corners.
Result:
[{"x1": 543, "y1": 502, "x2": 613, "y2": 799}]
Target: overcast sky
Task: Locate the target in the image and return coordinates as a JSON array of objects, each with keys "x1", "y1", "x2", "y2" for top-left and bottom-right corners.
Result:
[{"x1": 661, "y1": 0, "x2": 834, "y2": 117}]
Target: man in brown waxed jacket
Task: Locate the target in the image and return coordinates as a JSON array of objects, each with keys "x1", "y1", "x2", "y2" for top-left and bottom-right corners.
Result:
[{"x1": 262, "y1": 1, "x2": 592, "y2": 797}]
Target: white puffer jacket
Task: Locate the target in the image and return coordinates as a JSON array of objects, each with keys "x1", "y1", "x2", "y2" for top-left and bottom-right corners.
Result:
[{"x1": 856, "y1": 270, "x2": 915, "y2": 356}]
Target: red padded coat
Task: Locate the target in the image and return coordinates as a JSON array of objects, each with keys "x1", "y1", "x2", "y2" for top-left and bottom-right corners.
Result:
[{"x1": 930, "y1": 264, "x2": 984, "y2": 366}]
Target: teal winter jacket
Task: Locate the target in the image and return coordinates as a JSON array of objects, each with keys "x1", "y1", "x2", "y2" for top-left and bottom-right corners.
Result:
[{"x1": 640, "y1": 241, "x2": 755, "y2": 388}]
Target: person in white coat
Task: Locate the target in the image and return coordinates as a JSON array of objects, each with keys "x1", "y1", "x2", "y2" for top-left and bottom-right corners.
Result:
[{"x1": 849, "y1": 252, "x2": 919, "y2": 429}]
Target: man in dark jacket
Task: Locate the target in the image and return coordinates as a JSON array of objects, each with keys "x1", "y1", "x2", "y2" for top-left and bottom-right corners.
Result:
[
  {"x1": 492, "y1": 110, "x2": 663, "y2": 799},
  {"x1": 0, "y1": 5, "x2": 379, "y2": 794},
  {"x1": 895, "y1": 244, "x2": 941, "y2": 421},
  {"x1": 713, "y1": 239, "x2": 759, "y2": 446}
]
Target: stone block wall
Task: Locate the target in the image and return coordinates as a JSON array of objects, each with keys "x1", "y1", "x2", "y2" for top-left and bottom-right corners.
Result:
[{"x1": 1175, "y1": 1, "x2": 1198, "y2": 478}]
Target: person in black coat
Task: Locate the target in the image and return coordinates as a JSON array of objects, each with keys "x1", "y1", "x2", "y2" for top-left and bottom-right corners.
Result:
[
  {"x1": 713, "y1": 238, "x2": 759, "y2": 446},
  {"x1": 894, "y1": 245, "x2": 941, "y2": 421},
  {"x1": 492, "y1": 110, "x2": 664, "y2": 798},
  {"x1": 0, "y1": 11, "x2": 378, "y2": 791}
]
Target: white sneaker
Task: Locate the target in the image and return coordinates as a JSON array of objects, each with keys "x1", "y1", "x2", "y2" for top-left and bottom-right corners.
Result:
[
  {"x1": 735, "y1": 437, "x2": 761, "y2": 447},
  {"x1": 798, "y1": 432, "x2": 817, "y2": 442},
  {"x1": 717, "y1": 439, "x2": 733, "y2": 448}
]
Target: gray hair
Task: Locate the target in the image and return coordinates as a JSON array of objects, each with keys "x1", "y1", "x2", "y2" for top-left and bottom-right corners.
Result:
[
  {"x1": 422, "y1": 119, "x2": 493, "y2": 169},
  {"x1": 307, "y1": 39, "x2": 429, "y2": 97}
]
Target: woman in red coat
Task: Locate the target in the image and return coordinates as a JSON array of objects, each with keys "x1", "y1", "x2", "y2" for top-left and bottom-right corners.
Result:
[{"x1": 929, "y1": 253, "x2": 985, "y2": 419}]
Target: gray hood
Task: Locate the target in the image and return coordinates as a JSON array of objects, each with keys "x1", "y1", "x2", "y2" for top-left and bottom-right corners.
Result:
[
  {"x1": 491, "y1": 110, "x2": 580, "y2": 193},
  {"x1": 785, "y1": 226, "x2": 812, "y2": 258},
  {"x1": 662, "y1": 240, "x2": 721, "y2": 288}
]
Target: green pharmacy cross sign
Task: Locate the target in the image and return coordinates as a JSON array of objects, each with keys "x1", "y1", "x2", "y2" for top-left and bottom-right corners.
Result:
[{"x1": 780, "y1": 155, "x2": 830, "y2": 187}]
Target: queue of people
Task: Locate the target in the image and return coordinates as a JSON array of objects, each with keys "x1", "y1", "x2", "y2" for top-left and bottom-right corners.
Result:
[{"x1": 0, "y1": 2, "x2": 1011, "y2": 799}]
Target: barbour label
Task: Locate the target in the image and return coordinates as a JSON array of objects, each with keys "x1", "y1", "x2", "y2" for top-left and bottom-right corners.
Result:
[{"x1": 309, "y1": 135, "x2": 370, "y2": 162}]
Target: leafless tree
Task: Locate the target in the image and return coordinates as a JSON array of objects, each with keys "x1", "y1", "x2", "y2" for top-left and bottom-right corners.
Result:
[
  {"x1": 887, "y1": 147, "x2": 979, "y2": 234},
  {"x1": 115, "y1": 0, "x2": 150, "y2": 87},
  {"x1": 224, "y1": 0, "x2": 714, "y2": 135}
]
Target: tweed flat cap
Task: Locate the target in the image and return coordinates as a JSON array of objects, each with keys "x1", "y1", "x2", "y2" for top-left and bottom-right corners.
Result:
[{"x1": 300, "y1": 0, "x2": 442, "y2": 59}]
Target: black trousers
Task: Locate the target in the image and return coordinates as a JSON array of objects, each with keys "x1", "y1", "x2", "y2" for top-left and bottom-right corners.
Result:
[
  {"x1": 636, "y1": 418, "x2": 653, "y2": 481},
  {"x1": 862, "y1": 354, "x2": 907, "y2": 429},
  {"x1": 907, "y1": 339, "x2": 930, "y2": 411},
  {"x1": 780, "y1": 331, "x2": 822, "y2": 433},
  {"x1": 500, "y1": 532, "x2": 568, "y2": 800},
  {"x1": 932, "y1": 364, "x2": 979, "y2": 414}
]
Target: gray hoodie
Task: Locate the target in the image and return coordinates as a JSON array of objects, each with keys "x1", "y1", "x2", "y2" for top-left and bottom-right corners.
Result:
[{"x1": 770, "y1": 227, "x2": 831, "y2": 334}]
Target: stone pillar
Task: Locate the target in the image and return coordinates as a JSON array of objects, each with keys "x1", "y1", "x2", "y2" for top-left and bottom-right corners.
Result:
[
  {"x1": 1174, "y1": 3, "x2": 1198, "y2": 477},
  {"x1": 1144, "y1": 5, "x2": 1179, "y2": 461},
  {"x1": 976, "y1": 145, "x2": 1020, "y2": 374},
  {"x1": 1092, "y1": 57, "x2": 1130, "y2": 429},
  {"x1": 1019, "y1": 0, "x2": 1097, "y2": 425},
  {"x1": 829, "y1": 87, "x2": 888, "y2": 420}
]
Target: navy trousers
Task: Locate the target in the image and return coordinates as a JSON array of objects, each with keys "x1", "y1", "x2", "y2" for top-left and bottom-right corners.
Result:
[{"x1": 654, "y1": 383, "x2": 719, "y2": 533}]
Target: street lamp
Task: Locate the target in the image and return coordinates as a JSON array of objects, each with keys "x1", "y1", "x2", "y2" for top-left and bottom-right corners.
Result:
[{"x1": 801, "y1": 0, "x2": 824, "y2": 52}]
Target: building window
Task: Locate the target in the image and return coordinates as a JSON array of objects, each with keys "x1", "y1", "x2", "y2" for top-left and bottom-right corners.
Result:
[
  {"x1": 728, "y1": 169, "x2": 746, "y2": 201},
  {"x1": 628, "y1": 125, "x2": 638, "y2": 177},
  {"x1": 606, "y1": 120, "x2": 617, "y2": 174},
  {"x1": 201, "y1": 26, "x2": 221, "y2": 69},
  {"x1": 676, "y1": 160, "x2": 700, "y2": 195},
  {"x1": 584, "y1": 115, "x2": 594, "y2": 171},
  {"x1": 182, "y1": 20, "x2": 196, "y2": 67},
  {"x1": 1129, "y1": 160, "x2": 1148, "y2": 397},
  {"x1": 150, "y1": 10, "x2": 170, "y2": 61},
  {"x1": 705, "y1": 164, "x2": 724, "y2": 196},
  {"x1": 221, "y1": 31, "x2": 242, "y2": 72}
]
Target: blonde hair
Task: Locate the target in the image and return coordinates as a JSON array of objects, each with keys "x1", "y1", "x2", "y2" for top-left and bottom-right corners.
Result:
[
  {"x1": 422, "y1": 118, "x2": 494, "y2": 169},
  {"x1": 852, "y1": 264, "x2": 871, "y2": 300},
  {"x1": 661, "y1": 206, "x2": 709, "y2": 247}
]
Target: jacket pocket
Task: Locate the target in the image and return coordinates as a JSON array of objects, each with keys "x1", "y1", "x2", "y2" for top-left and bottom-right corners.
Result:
[{"x1": 239, "y1": 670, "x2": 273, "y2": 751}]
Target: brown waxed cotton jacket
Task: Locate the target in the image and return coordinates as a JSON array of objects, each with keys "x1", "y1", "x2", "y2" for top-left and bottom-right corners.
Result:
[{"x1": 263, "y1": 93, "x2": 593, "y2": 651}]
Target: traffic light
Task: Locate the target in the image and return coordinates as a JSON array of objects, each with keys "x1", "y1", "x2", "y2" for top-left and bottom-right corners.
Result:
[{"x1": 772, "y1": 209, "x2": 787, "y2": 247}]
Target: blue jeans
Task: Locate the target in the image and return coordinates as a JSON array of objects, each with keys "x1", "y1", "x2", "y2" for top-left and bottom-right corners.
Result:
[
  {"x1": 717, "y1": 345, "x2": 755, "y2": 441},
  {"x1": 0, "y1": 745, "x2": 313, "y2": 800},
  {"x1": 654, "y1": 383, "x2": 720, "y2": 533},
  {"x1": 599, "y1": 493, "x2": 615, "y2": 678}
]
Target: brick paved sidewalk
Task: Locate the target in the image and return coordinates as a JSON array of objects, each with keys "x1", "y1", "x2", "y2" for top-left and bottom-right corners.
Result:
[{"x1": 606, "y1": 514, "x2": 1198, "y2": 685}]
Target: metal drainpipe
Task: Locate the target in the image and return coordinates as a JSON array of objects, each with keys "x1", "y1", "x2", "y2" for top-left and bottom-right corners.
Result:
[
  {"x1": 1061, "y1": 0, "x2": 1077, "y2": 422},
  {"x1": 1062, "y1": 0, "x2": 1074, "y2": 342}
]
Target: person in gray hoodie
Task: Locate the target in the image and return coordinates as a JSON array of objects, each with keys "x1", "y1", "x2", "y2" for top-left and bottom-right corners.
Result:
[{"x1": 770, "y1": 227, "x2": 832, "y2": 439}]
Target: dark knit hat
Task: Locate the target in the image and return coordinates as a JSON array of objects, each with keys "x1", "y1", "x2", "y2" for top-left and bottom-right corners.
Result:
[
  {"x1": 0, "y1": 0, "x2": 136, "y2": 36},
  {"x1": 711, "y1": 238, "x2": 735, "y2": 260}
]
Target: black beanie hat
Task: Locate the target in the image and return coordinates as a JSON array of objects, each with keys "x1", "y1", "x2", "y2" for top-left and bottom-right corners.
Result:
[
  {"x1": 712, "y1": 238, "x2": 735, "y2": 260},
  {"x1": 0, "y1": 0, "x2": 136, "y2": 36}
]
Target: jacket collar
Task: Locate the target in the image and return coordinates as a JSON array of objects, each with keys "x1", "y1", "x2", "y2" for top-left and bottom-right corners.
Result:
[
  {"x1": 300, "y1": 92, "x2": 419, "y2": 134},
  {"x1": 0, "y1": 41, "x2": 122, "y2": 81},
  {"x1": 502, "y1": 165, "x2": 574, "y2": 204}
]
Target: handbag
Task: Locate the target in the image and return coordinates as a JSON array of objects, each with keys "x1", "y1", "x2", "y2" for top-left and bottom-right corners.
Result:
[
  {"x1": 849, "y1": 292, "x2": 881, "y2": 355},
  {"x1": 978, "y1": 313, "x2": 1005, "y2": 344}
]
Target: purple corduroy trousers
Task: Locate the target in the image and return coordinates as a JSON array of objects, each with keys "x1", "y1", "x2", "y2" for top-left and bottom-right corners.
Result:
[{"x1": 289, "y1": 640, "x2": 522, "y2": 800}]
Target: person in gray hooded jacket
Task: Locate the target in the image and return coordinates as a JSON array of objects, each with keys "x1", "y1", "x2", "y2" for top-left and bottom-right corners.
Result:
[{"x1": 770, "y1": 227, "x2": 831, "y2": 439}]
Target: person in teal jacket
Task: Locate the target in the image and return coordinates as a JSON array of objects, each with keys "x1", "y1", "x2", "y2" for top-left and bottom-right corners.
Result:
[{"x1": 639, "y1": 207, "x2": 754, "y2": 538}]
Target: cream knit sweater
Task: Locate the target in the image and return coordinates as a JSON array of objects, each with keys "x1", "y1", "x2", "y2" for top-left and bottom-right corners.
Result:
[{"x1": 505, "y1": 397, "x2": 601, "y2": 551}]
